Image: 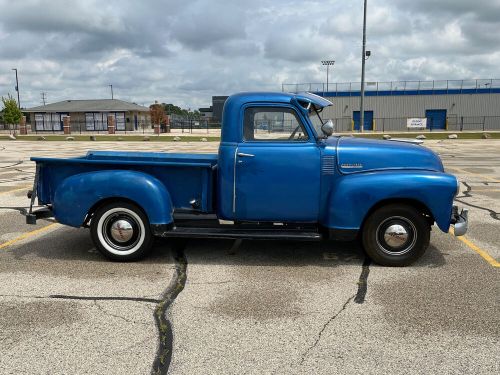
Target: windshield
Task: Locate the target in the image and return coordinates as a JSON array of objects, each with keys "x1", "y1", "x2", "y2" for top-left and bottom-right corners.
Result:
[{"x1": 308, "y1": 107, "x2": 325, "y2": 136}]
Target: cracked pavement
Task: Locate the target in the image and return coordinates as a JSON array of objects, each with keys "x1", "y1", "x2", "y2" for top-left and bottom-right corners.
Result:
[{"x1": 0, "y1": 140, "x2": 499, "y2": 374}]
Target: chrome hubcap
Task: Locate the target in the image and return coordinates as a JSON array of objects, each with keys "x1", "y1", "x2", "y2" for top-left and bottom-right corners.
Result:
[
  {"x1": 101, "y1": 211, "x2": 142, "y2": 252},
  {"x1": 110, "y1": 219, "x2": 134, "y2": 243},
  {"x1": 376, "y1": 216, "x2": 417, "y2": 256},
  {"x1": 383, "y1": 224, "x2": 409, "y2": 248}
]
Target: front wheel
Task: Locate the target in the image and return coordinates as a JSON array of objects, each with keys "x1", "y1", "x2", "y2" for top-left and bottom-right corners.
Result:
[
  {"x1": 90, "y1": 201, "x2": 153, "y2": 261},
  {"x1": 362, "y1": 204, "x2": 430, "y2": 266}
]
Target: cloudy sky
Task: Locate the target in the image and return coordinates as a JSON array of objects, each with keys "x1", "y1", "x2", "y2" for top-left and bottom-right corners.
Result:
[{"x1": 0, "y1": 0, "x2": 499, "y2": 109}]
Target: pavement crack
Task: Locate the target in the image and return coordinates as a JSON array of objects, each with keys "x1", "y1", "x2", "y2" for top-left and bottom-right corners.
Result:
[
  {"x1": 455, "y1": 197, "x2": 500, "y2": 221},
  {"x1": 300, "y1": 295, "x2": 354, "y2": 365},
  {"x1": 151, "y1": 240, "x2": 188, "y2": 375},
  {"x1": 354, "y1": 257, "x2": 371, "y2": 304},
  {"x1": 454, "y1": 181, "x2": 499, "y2": 221},
  {"x1": 93, "y1": 300, "x2": 150, "y2": 325},
  {"x1": 188, "y1": 280, "x2": 236, "y2": 285},
  {"x1": 300, "y1": 257, "x2": 370, "y2": 364},
  {"x1": 49, "y1": 295, "x2": 161, "y2": 303}
]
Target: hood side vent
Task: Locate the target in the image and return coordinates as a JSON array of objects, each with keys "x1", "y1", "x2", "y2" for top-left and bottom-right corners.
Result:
[{"x1": 321, "y1": 155, "x2": 335, "y2": 175}]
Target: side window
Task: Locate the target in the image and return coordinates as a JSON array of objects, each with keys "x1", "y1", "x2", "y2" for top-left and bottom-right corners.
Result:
[{"x1": 243, "y1": 107, "x2": 309, "y2": 141}]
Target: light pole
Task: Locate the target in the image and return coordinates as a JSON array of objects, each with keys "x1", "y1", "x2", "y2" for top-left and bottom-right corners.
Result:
[
  {"x1": 321, "y1": 60, "x2": 335, "y2": 92},
  {"x1": 359, "y1": 0, "x2": 368, "y2": 132},
  {"x1": 12, "y1": 68, "x2": 20, "y2": 109},
  {"x1": 109, "y1": 84, "x2": 114, "y2": 99}
]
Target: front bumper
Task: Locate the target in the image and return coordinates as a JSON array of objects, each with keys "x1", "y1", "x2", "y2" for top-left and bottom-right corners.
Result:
[{"x1": 451, "y1": 205, "x2": 468, "y2": 236}]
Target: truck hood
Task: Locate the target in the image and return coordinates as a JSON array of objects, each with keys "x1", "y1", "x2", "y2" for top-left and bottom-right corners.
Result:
[{"x1": 335, "y1": 137, "x2": 444, "y2": 174}]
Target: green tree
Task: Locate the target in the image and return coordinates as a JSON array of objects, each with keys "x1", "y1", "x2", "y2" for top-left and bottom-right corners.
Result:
[
  {"x1": 159, "y1": 103, "x2": 201, "y2": 119},
  {"x1": 1, "y1": 94, "x2": 22, "y2": 133}
]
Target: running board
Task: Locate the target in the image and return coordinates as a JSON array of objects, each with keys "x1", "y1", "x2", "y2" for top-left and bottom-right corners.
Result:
[{"x1": 158, "y1": 226, "x2": 323, "y2": 241}]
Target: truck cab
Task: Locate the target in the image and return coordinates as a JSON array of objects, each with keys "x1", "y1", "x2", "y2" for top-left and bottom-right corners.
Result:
[
  {"x1": 27, "y1": 92, "x2": 468, "y2": 266},
  {"x1": 217, "y1": 92, "x2": 328, "y2": 222}
]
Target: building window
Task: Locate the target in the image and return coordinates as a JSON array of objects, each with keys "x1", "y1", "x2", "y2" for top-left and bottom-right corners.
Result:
[
  {"x1": 85, "y1": 112, "x2": 125, "y2": 131},
  {"x1": 85, "y1": 112, "x2": 108, "y2": 130},
  {"x1": 34, "y1": 113, "x2": 64, "y2": 131},
  {"x1": 115, "y1": 112, "x2": 125, "y2": 130}
]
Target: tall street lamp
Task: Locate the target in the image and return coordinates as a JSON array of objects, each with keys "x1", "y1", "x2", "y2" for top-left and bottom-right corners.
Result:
[
  {"x1": 12, "y1": 68, "x2": 20, "y2": 109},
  {"x1": 321, "y1": 60, "x2": 335, "y2": 93},
  {"x1": 359, "y1": 0, "x2": 368, "y2": 132},
  {"x1": 109, "y1": 84, "x2": 114, "y2": 99}
]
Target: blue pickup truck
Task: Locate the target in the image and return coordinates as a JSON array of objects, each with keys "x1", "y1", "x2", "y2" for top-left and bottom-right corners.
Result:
[{"x1": 26, "y1": 92, "x2": 467, "y2": 266}]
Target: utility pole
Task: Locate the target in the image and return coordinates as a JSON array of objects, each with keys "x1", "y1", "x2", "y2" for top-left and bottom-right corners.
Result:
[
  {"x1": 360, "y1": 0, "x2": 368, "y2": 132},
  {"x1": 321, "y1": 60, "x2": 335, "y2": 92},
  {"x1": 41, "y1": 92, "x2": 47, "y2": 105},
  {"x1": 109, "y1": 84, "x2": 114, "y2": 99},
  {"x1": 12, "y1": 68, "x2": 20, "y2": 109}
]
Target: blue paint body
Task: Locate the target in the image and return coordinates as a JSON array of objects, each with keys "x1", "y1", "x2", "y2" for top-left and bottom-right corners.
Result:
[{"x1": 32, "y1": 92, "x2": 459, "y2": 236}]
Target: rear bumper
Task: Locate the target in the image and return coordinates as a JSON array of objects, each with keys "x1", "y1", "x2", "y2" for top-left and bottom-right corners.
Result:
[
  {"x1": 451, "y1": 205, "x2": 468, "y2": 236},
  {"x1": 26, "y1": 206, "x2": 53, "y2": 224}
]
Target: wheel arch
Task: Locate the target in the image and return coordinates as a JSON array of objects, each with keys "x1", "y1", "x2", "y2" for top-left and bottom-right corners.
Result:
[
  {"x1": 360, "y1": 198, "x2": 434, "y2": 231},
  {"x1": 322, "y1": 171, "x2": 456, "y2": 233},
  {"x1": 83, "y1": 197, "x2": 147, "y2": 227},
  {"x1": 52, "y1": 170, "x2": 174, "y2": 228}
]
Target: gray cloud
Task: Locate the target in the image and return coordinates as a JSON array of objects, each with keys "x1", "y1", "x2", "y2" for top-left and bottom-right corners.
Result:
[{"x1": 0, "y1": 0, "x2": 498, "y2": 109}]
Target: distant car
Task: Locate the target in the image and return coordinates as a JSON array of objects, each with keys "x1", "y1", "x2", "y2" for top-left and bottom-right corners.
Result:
[{"x1": 26, "y1": 92, "x2": 467, "y2": 266}]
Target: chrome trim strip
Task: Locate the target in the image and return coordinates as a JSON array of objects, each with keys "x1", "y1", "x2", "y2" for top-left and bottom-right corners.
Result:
[{"x1": 232, "y1": 146, "x2": 238, "y2": 215}]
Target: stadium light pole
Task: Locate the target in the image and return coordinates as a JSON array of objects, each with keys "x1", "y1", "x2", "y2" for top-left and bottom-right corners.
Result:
[
  {"x1": 359, "y1": 0, "x2": 368, "y2": 133},
  {"x1": 321, "y1": 60, "x2": 335, "y2": 92},
  {"x1": 12, "y1": 68, "x2": 20, "y2": 109}
]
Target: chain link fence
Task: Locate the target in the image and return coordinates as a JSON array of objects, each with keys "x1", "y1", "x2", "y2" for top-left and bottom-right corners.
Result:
[
  {"x1": 2, "y1": 115, "x2": 500, "y2": 135},
  {"x1": 331, "y1": 116, "x2": 500, "y2": 132}
]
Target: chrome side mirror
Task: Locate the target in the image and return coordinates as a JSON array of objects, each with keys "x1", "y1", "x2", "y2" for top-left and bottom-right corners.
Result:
[{"x1": 321, "y1": 119, "x2": 334, "y2": 137}]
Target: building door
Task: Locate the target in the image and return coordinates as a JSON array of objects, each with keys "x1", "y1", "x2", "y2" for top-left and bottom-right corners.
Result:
[
  {"x1": 353, "y1": 111, "x2": 374, "y2": 131},
  {"x1": 426, "y1": 109, "x2": 447, "y2": 130}
]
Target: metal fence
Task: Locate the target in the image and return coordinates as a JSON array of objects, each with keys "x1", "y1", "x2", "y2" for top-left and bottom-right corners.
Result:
[
  {"x1": 0, "y1": 118, "x2": 221, "y2": 135},
  {"x1": 2, "y1": 115, "x2": 500, "y2": 135},
  {"x1": 283, "y1": 78, "x2": 500, "y2": 95},
  {"x1": 332, "y1": 116, "x2": 500, "y2": 132}
]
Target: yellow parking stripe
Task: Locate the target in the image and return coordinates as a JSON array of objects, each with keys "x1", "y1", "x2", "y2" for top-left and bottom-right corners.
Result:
[
  {"x1": 0, "y1": 186, "x2": 31, "y2": 196},
  {"x1": 450, "y1": 228, "x2": 500, "y2": 268},
  {"x1": 0, "y1": 223, "x2": 59, "y2": 250}
]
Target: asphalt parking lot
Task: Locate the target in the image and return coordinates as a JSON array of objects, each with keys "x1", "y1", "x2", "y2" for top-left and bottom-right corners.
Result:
[{"x1": 0, "y1": 139, "x2": 498, "y2": 374}]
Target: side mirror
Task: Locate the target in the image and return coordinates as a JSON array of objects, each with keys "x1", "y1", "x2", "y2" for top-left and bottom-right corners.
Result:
[{"x1": 321, "y1": 119, "x2": 334, "y2": 137}]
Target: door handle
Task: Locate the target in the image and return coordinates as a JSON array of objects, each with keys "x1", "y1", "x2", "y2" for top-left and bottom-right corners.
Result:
[{"x1": 237, "y1": 152, "x2": 255, "y2": 157}]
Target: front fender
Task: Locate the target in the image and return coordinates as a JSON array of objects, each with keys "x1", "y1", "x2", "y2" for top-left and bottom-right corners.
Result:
[
  {"x1": 321, "y1": 171, "x2": 457, "y2": 232},
  {"x1": 53, "y1": 170, "x2": 173, "y2": 227}
]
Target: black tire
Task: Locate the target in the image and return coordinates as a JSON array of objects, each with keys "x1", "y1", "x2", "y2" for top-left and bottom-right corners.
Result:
[
  {"x1": 90, "y1": 201, "x2": 153, "y2": 261},
  {"x1": 361, "y1": 204, "x2": 430, "y2": 266}
]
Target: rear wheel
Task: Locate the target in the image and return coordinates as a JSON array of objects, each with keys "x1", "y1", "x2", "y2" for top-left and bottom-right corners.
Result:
[
  {"x1": 90, "y1": 201, "x2": 153, "y2": 261},
  {"x1": 362, "y1": 204, "x2": 430, "y2": 266}
]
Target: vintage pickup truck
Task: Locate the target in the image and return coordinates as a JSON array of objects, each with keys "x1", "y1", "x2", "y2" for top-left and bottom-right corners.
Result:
[{"x1": 26, "y1": 92, "x2": 467, "y2": 266}]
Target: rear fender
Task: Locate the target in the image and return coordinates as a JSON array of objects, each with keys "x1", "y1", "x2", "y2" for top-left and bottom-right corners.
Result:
[
  {"x1": 53, "y1": 170, "x2": 173, "y2": 227},
  {"x1": 321, "y1": 171, "x2": 457, "y2": 232}
]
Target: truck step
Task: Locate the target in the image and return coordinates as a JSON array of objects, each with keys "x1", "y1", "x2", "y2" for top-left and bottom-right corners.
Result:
[{"x1": 160, "y1": 226, "x2": 323, "y2": 241}]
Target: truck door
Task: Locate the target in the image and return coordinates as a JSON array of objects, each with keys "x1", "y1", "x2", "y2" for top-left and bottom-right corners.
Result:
[{"x1": 234, "y1": 105, "x2": 320, "y2": 222}]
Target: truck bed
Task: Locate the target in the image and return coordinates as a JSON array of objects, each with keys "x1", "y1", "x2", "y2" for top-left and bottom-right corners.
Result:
[{"x1": 31, "y1": 151, "x2": 218, "y2": 213}]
